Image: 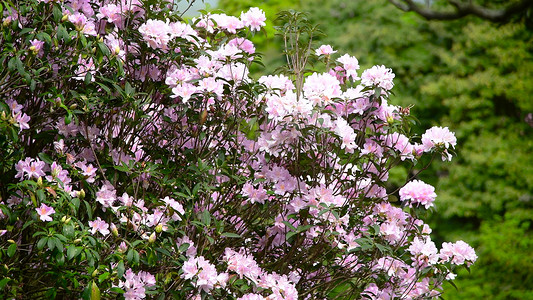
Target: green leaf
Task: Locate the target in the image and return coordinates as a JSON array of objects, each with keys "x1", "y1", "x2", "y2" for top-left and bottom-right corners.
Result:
[
  {"x1": 221, "y1": 232, "x2": 241, "y2": 238},
  {"x1": 125, "y1": 82, "x2": 134, "y2": 96},
  {"x1": 155, "y1": 247, "x2": 171, "y2": 256},
  {"x1": 286, "y1": 231, "x2": 297, "y2": 239},
  {"x1": 57, "y1": 25, "x2": 69, "y2": 42},
  {"x1": 90, "y1": 281, "x2": 101, "y2": 300},
  {"x1": 52, "y1": 5, "x2": 62, "y2": 22},
  {"x1": 116, "y1": 260, "x2": 125, "y2": 278},
  {"x1": 133, "y1": 250, "x2": 140, "y2": 264},
  {"x1": 178, "y1": 243, "x2": 190, "y2": 252},
  {"x1": 37, "y1": 237, "x2": 48, "y2": 250},
  {"x1": 37, "y1": 152, "x2": 53, "y2": 164},
  {"x1": 0, "y1": 278, "x2": 10, "y2": 290},
  {"x1": 36, "y1": 189, "x2": 46, "y2": 202},
  {"x1": 98, "y1": 272, "x2": 110, "y2": 283},
  {"x1": 201, "y1": 210, "x2": 211, "y2": 227},
  {"x1": 109, "y1": 287, "x2": 125, "y2": 294},
  {"x1": 53, "y1": 237, "x2": 64, "y2": 252},
  {"x1": 7, "y1": 243, "x2": 16, "y2": 257},
  {"x1": 47, "y1": 237, "x2": 55, "y2": 251},
  {"x1": 84, "y1": 72, "x2": 92, "y2": 85},
  {"x1": 67, "y1": 246, "x2": 82, "y2": 260},
  {"x1": 126, "y1": 249, "x2": 134, "y2": 262},
  {"x1": 63, "y1": 224, "x2": 75, "y2": 238}
]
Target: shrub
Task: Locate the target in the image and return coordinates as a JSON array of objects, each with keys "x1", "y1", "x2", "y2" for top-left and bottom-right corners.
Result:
[{"x1": 0, "y1": 1, "x2": 475, "y2": 299}]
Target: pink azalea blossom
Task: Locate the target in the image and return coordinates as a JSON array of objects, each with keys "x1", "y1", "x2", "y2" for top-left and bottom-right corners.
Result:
[
  {"x1": 361, "y1": 65, "x2": 395, "y2": 90},
  {"x1": 399, "y1": 180, "x2": 437, "y2": 209},
  {"x1": 316, "y1": 44, "x2": 337, "y2": 56},
  {"x1": 440, "y1": 240, "x2": 477, "y2": 266},
  {"x1": 421, "y1": 126, "x2": 457, "y2": 161},
  {"x1": 88, "y1": 217, "x2": 110, "y2": 235},
  {"x1": 240, "y1": 7, "x2": 266, "y2": 31},
  {"x1": 36, "y1": 203, "x2": 55, "y2": 222}
]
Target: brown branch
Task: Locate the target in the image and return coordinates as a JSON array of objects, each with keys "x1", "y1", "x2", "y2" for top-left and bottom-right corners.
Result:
[{"x1": 388, "y1": 0, "x2": 533, "y2": 22}]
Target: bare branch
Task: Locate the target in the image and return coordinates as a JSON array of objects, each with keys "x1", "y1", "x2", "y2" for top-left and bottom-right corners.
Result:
[{"x1": 388, "y1": 0, "x2": 533, "y2": 22}]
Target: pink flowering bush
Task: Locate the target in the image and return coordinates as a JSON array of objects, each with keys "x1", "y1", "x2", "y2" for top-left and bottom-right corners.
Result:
[{"x1": 0, "y1": 1, "x2": 475, "y2": 299}]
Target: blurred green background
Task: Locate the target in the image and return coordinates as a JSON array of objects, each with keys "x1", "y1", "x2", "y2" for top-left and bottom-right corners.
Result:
[{"x1": 190, "y1": 0, "x2": 533, "y2": 298}]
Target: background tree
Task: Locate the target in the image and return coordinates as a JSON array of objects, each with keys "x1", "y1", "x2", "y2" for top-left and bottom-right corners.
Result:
[
  {"x1": 388, "y1": 0, "x2": 533, "y2": 23},
  {"x1": 218, "y1": 0, "x2": 533, "y2": 299}
]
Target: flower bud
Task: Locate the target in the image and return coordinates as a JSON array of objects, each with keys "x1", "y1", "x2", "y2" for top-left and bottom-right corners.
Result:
[
  {"x1": 61, "y1": 14, "x2": 68, "y2": 22},
  {"x1": 148, "y1": 232, "x2": 156, "y2": 243},
  {"x1": 79, "y1": 189, "x2": 85, "y2": 199},
  {"x1": 92, "y1": 269, "x2": 98, "y2": 277},
  {"x1": 74, "y1": 238, "x2": 82, "y2": 244},
  {"x1": 155, "y1": 224, "x2": 163, "y2": 233},
  {"x1": 29, "y1": 46, "x2": 38, "y2": 55},
  {"x1": 110, "y1": 223, "x2": 119, "y2": 237},
  {"x1": 3, "y1": 18, "x2": 11, "y2": 27},
  {"x1": 118, "y1": 241, "x2": 128, "y2": 253},
  {"x1": 199, "y1": 110, "x2": 208, "y2": 125},
  {"x1": 37, "y1": 177, "x2": 43, "y2": 187},
  {"x1": 7, "y1": 239, "x2": 15, "y2": 244}
]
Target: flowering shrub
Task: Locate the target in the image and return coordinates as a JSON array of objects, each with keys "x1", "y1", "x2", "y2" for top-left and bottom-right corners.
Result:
[{"x1": 0, "y1": 1, "x2": 476, "y2": 299}]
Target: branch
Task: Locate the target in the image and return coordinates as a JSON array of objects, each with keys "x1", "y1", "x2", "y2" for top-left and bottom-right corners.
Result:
[{"x1": 388, "y1": 0, "x2": 533, "y2": 22}]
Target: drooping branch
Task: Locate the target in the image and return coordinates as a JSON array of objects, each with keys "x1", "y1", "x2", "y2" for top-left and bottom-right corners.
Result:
[{"x1": 388, "y1": 0, "x2": 533, "y2": 22}]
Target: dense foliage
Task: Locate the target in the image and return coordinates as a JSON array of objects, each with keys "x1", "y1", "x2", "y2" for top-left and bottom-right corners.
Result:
[
  {"x1": 218, "y1": 0, "x2": 533, "y2": 298},
  {"x1": 0, "y1": 0, "x2": 479, "y2": 299}
]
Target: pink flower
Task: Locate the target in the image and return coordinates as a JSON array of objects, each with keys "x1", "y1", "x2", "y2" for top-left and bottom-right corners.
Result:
[
  {"x1": 15, "y1": 111, "x2": 31, "y2": 131},
  {"x1": 118, "y1": 269, "x2": 155, "y2": 300},
  {"x1": 29, "y1": 39, "x2": 44, "y2": 55},
  {"x1": 97, "y1": 4, "x2": 123, "y2": 27},
  {"x1": 240, "y1": 7, "x2": 266, "y2": 32},
  {"x1": 316, "y1": 44, "x2": 337, "y2": 56},
  {"x1": 399, "y1": 180, "x2": 437, "y2": 209},
  {"x1": 228, "y1": 38, "x2": 256, "y2": 54},
  {"x1": 138, "y1": 19, "x2": 171, "y2": 49},
  {"x1": 88, "y1": 217, "x2": 110, "y2": 235},
  {"x1": 421, "y1": 126, "x2": 457, "y2": 161},
  {"x1": 440, "y1": 240, "x2": 477, "y2": 266},
  {"x1": 303, "y1": 72, "x2": 341, "y2": 105},
  {"x1": 212, "y1": 14, "x2": 243, "y2": 34},
  {"x1": 96, "y1": 183, "x2": 116, "y2": 208},
  {"x1": 23, "y1": 158, "x2": 46, "y2": 179},
  {"x1": 182, "y1": 256, "x2": 219, "y2": 292},
  {"x1": 68, "y1": 12, "x2": 88, "y2": 31},
  {"x1": 337, "y1": 54, "x2": 360, "y2": 80},
  {"x1": 361, "y1": 65, "x2": 395, "y2": 91},
  {"x1": 36, "y1": 203, "x2": 55, "y2": 222},
  {"x1": 407, "y1": 237, "x2": 439, "y2": 267}
]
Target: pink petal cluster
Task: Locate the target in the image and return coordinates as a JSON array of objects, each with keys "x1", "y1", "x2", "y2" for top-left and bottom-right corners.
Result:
[
  {"x1": 117, "y1": 269, "x2": 156, "y2": 300},
  {"x1": 407, "y1": 237, "x2": 439, "y2": 267},
  {"x1": 399, "y1": 180, "x2": 437, "y2": 209},
  {"x1": 361, "y1": 65, "x2": 395, "y2": 91},
  {"x1": 240, "y1": 7, "x2": 266, "y2": 31},
  {"x1": 15, "y1": 157, "x2": 46, "y2": 180},
  {"x1": 182, "y1": 256, "x2": 226, "y2": 292},
  {"x1": 421, "y1": 126, "x2": 457, "y2": 161},
  {"x1": 440, "y1": 240, "x2": 478, "y2": 266},
  {"x1": 36, "y1": 203, "x2": 55, "y2": 222},
  {"x1": 315, "y1": 44, "x2": 337, "y2": 56},
  {"x1": 337, "y1": 54, "x2": 360, "y2": 80},
  {"x1": 88, "y1": 217, "x2": 110, "y2": 236}
]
